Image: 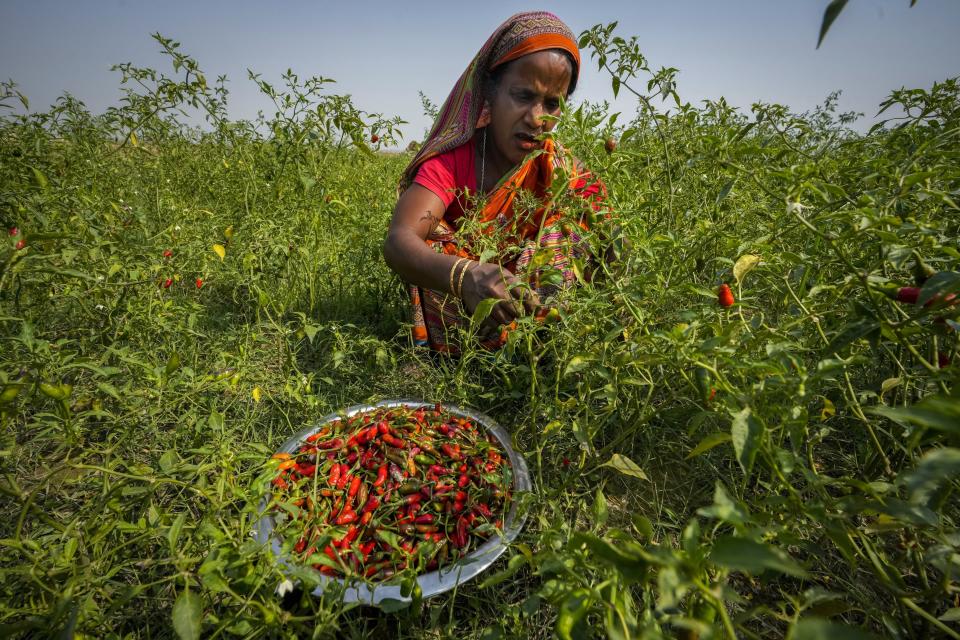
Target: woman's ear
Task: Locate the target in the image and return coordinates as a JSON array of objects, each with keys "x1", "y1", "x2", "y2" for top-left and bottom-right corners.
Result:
[{"x1": 477, "y1": 100, "x2": 491, "y2": 128}]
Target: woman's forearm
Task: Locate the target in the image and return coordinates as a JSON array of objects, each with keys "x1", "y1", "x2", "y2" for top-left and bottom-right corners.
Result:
[{"x1": 383, "y1": 228, "x2": 466, "y2": 295}]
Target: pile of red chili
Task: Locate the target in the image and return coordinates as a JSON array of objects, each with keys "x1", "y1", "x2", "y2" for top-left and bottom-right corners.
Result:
[{"x1": 268, "y1": 403, "x2": 512, "y2": 581}]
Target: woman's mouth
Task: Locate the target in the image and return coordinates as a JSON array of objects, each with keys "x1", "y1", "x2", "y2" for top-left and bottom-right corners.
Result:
[{"x1": 516, "y1": 132, "x2": 539, "y2": 151}]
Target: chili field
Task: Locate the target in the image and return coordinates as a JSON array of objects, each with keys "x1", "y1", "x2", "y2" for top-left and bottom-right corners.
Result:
[{"x1": 2, "y1": 24, "x2": 960, "y2": 640}]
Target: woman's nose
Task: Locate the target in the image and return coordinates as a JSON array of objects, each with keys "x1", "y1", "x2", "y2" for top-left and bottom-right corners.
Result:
[{"x1": 528, "y1": 99, "x2": 547, "y2": 121}]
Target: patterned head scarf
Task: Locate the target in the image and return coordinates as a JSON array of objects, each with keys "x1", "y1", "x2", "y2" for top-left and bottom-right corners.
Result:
[{"x1": 400, "y1": 11, "x2": 580, "y2": 191}]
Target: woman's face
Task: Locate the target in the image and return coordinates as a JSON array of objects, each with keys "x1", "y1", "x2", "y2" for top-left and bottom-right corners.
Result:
[{"x1": 486, "y1": 50, "x2": 572, "y2": 167}]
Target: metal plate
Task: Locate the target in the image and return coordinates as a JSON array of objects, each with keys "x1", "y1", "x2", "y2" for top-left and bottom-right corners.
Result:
[{"x1": 254, "y1": 398, "x2": 532, "y2": 605}]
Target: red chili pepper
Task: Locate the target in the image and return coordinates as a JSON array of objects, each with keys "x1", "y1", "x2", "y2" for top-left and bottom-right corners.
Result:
[
  {"x1": 163, "y1": 249, "x2": 173, "y2": 258},
  {"x1": 454, "y1": 516, "x2": 468, "y2": 548},
  {"x1": 441, "y1": 443, "x2": 460, "y2": 460},
  {"x1": 348, "y1": 475, "x2": 362, "y2": 498},
  {"x1": 455, "y1": 490, "x2": 468, "y2": 502},
  {"x1": 294, "y1": 537, "x2": 307, "y2": 553},
  {"x1": 316, "y1": 437, "x2": 343, "y2": 450},
  {"x1": 162, "y1": 278, "x2": 173, "y2": 289},
  {"x1": 362, "y1": 494, "x2": 380, "y2": 513},
  {"x1": 457, "y1": 474, "x2": 470, "y2": 488},
  {"x1": 718, "y1": 283, "x2": 735, "y2": 308},
  {"x1": 378, "y1": 420, "x2": 390, "y2": 435},
  {"x1": 475, "y1": 502, "x2": 493, "y2": 518},
  {"x1": 896, "y1": 286, "x2": 920, "y2": 304},
  {"x1": 402, "y1": 493, "x2": 422, "y2": 505},
  {"x1": 328, "y1": 463, "x2": 341, "y2": 487},
  {"x1": 342, "y1": 525, "x2": 359, "y2": 546},
  {"x1": 360, "y1": 511, "x2": 373, "y2": 526},
  {"x1": 374, "y1": 464, "x2": 388, "y2": 487},
  {"x1": 382, "y1": 433, "x2": 405, "y2": 448},
  {"x1": 346, "y1": 451, "x2": 359, "y2": 464},
  {"x1": 296, "y1": 463, "x2": 317, "y2": 476},
  {"x1": 335, "y1": 510, "x2": 357, "y2": 525},
  {"x1": 414, "y1": 513, "x2": 435, "y2": 524},
  {"x1": 337, "y1": 468, "x2": 350, "y2": 490}
]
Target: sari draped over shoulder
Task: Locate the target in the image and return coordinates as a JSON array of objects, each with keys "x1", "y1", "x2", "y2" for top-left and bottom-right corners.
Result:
[{"x1": 398, "y1": 12, "x2": 607, "y2": 353}]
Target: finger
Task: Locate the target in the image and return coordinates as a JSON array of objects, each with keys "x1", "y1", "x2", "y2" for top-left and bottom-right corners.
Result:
[
  {"x1": 491, "y1": 300, "x2": 517, "y2": 326},
  {"x1": 508, "y1": 281, "x2": 540, "y2": 316},
  {"x1": 510, "y1": 283, "x2": 540, "y2": 315}
]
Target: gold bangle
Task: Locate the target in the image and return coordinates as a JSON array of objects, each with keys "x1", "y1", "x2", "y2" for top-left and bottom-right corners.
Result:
[
  {"x1": 449, "y1": 258, "x2": 468, "y2": 297},
  {"x1": 456, "y1": 259, "x2": 473, "y2": 298}
]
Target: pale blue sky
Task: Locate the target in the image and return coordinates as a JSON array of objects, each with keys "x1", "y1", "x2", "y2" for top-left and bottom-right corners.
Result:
[{"x1": 2, "y1": 1, "x2": 958, "y2": 139}]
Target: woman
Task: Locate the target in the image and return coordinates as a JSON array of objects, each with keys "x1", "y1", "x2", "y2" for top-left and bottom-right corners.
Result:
[{"x1": 384, "y1": 11, "x2": 607, "y2": 353}]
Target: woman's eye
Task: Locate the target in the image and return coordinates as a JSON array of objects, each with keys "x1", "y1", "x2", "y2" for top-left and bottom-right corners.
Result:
[{"x1": 546, "y1": 100, "x2": 560, "y2": 111}]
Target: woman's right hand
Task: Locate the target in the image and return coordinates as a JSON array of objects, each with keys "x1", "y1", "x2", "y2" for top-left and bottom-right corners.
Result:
[{"x1": 460, "y1": 261, "x2": 541, "y2": 331}]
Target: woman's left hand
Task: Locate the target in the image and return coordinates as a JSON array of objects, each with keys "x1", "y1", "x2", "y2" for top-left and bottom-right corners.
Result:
[{"x1": 460, "y1": 262, "x2": 540, "y2": 332}]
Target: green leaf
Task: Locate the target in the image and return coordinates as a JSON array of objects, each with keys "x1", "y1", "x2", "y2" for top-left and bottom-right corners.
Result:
[
  {"x1": 788, "y1": 616, "x2": 879, "y2": 640},
  {"x1": 563, "y1": 355, "x2": 591, "y2": 377},
  {"x1": 96, "y1": 381, "x2": 121, "y2": 400},
  {"x1": 31, "y1": 166, "x2": 49, "y2": 191},
  {"x1": 731, "y1": 407, "x2": 764, "y2": 476},
  {"x1": 556, "y1": 589, "x2": 591, "y2": 640},
  {"x1": 917, "y1": 270, "x2": 960, "y2": 307},
  {"x1": 817, "y1": 0, "x2": 850, "y2": 49},
  {"x1": 826, "y1": 317, "x2": 879, "y2": 354},
  {"x1": 715, "y1": 178, "x2": 736, "y2": 205},
  {"x1": 479, "y1": 553, "x2": 528, "y2": 589},
  {"x1": 471, "y1": 297, "x2": 499, "y2": 326},
  {"x1": 164, "y1": 352, "x2": 181, "y2": 378},
  {"x1": 378, "y1": 598, "x2": 410, "y2": 613},
  {"x1": 600, "y1": 453, "x2": 648, "y2": 480},
  {"x1": 711, "y1": 536, "x2": 807, "y2": 578},
  {"x1": 570, "y1": 532, "x2": 649, "y2": 582},
  {"x1": 868, "y1": 394, "x2": 960, "y2": 434},
  {"x1": 687, "y1": 432, "x2": 732, "y2": 459},
  {"x1": 697, "y1": 482, "x2": 750, "y2": 526},
  {"x1": 158, "y1": 450, "x2": 177, "y2": 472},
  {"x1": 594, "y1": 487, "x2": 608, "y2": 526},
  {"x1": 303, "y1": 323, "x2": 320, "y2": 343},
  {"x1": 733, "y1": 254, "x2": 760, "y2": 284},
  {"x1": 940, "y1": 608, "x2": 960, "y2": 622},
  {"x1": 168, "y1": 512, "x2": 187, "y2": 551},
  {"x1": 172, "y1": 588, "x2": 202, "y2": 640},
  {"x1": 902, "y1": 448, "x2": 960, "y2": 505}
]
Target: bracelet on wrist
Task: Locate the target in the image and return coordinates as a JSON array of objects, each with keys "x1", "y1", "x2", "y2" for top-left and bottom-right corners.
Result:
[
  {"x1": 449, "y1": 257, "x2": 469, "y2": 297},
  {"x1": 456, "y1": 259, "x2": 473, "y2": 298}
]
